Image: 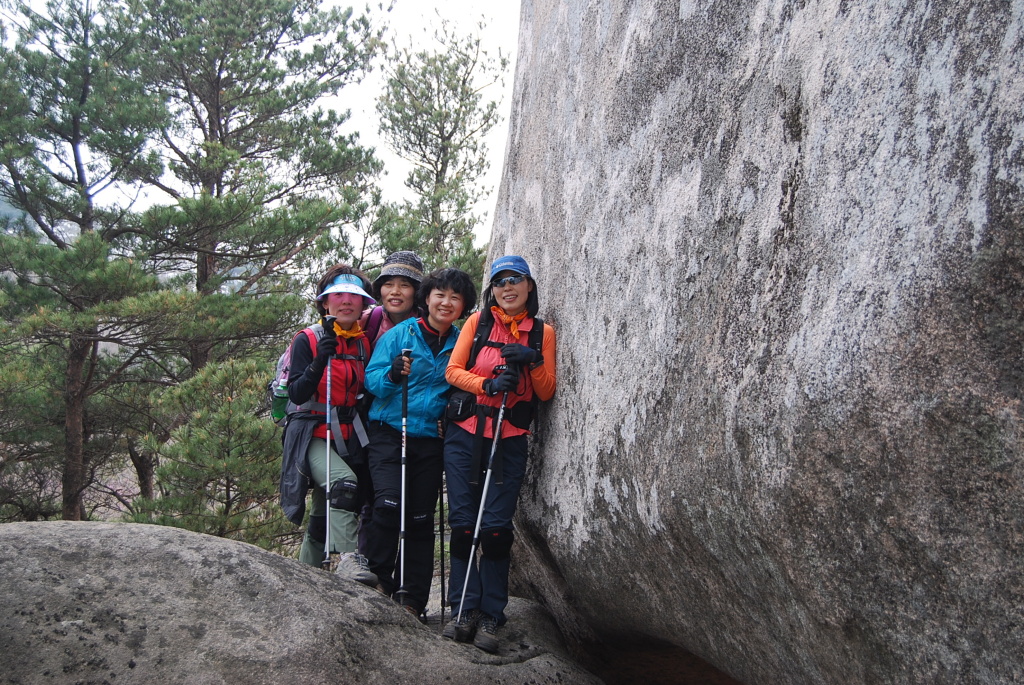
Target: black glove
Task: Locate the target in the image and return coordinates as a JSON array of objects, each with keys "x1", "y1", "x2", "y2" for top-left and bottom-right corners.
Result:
[
  {"x1": 389, "y1": 353, "x2": 409, "y2": 383},
  {"x1": 483, "y1": 368, "x2": 519, "y2": 396},
  {"x1": 500, "y1": 343, "x2": 540, "y2": 366},
  {"x1": 315, "y1": 333, "x2": 338, "y2": 361}
]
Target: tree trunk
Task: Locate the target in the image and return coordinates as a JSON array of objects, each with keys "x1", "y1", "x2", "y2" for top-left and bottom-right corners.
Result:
[
  {"x1": 128, "y1": 441, "x2": 156, "y2": 501},
  {"x1": 191, "y1": 238, "x2": 216, "y2": 370},
  {"x1": 61, "y1": 334, "x2": 91, "y2": 520}
]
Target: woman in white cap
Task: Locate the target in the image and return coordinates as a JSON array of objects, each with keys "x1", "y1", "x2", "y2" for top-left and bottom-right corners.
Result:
[
  {"x1": 441, "y1": 255, "x2": 557, "y2": 653},
  {"x1": 281, "y1": 263, "x2": 378, "y2": 583}
]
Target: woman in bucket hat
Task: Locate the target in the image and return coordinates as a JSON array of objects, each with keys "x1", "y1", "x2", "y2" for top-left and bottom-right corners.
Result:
[
  {"x1": 441, "y1": 255, "x2": 557, "y2": 653},
  {"x1": 356, "y1": 251, "x2": 426, "y2": 554},
  {"x1": 360, "y1": 250, "x2": 425, "y2": 348},
  {"x1": 281, "y1": 263, "x2": 377, "y2": 584}
]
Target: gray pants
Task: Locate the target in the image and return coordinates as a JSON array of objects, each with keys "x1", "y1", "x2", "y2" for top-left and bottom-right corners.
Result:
[{"x1": 298, "y1": 438, "x2": 359, "y2": 566}]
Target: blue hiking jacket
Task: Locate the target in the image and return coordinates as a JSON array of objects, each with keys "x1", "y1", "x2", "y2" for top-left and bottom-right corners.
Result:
[{"x1": 366, "y1": 319, "x2": 459, "y2": 438}]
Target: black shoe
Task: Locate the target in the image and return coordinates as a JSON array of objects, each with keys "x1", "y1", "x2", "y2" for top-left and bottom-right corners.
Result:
[
  {"x1": 396, "y1": 599, "x2": 426, "y2": 624},
  {"x1": 442, "y1": 609, "x2": 479, "y2": 642},
  {"x1": 473, "y1": 614, "x2": 499, "y2": 653}
]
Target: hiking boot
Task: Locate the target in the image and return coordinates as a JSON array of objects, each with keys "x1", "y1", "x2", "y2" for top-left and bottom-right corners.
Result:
[
  {"x1": 397, "y1": 600, "x2": 427, "y2": 624},
  {"x1": 473, "y1": 614, "x2": 499, "y2": 653},
  {"x1": 442, "y1": 609, "x2": 479, "y2": 642},
  {"x1": 335, "y1": 552, "x2": 377, "y2": 587}
]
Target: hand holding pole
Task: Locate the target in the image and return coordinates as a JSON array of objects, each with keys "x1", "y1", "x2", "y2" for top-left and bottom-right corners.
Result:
[
  {"x1": 321, "y1": 316, "x2": 337, "y2": 569},
  {"x1": 397, "y1": 348, "x2": 413, "y2": 604}
]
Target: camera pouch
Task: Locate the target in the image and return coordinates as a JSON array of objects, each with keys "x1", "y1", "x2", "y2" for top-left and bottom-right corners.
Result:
[
  {"x1": 506, "y1": 399, "x2": 536, "y2": 430},
  {"x1": 446, "y1": 389, "x2": 477, "y2": 423}
]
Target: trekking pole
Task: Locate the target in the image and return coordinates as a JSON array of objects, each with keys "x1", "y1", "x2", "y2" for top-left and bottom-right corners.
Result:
[
  {"x1": 322, "y1": 316, "x2": 336, "y2": 571},
  {"x1": 395, "y1": 348, "x2": 413, "y2": 606},
  {"x1": 438, "y1": 475, "x2": 447, "y2": 628},
  {"x1": 455, "y1": 389, "x2": 510, "y2": 624}
]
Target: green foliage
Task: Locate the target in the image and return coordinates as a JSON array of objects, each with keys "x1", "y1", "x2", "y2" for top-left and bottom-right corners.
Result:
[
  {"x1": 128, "y1": 359, "x2": 292, "y2": 551},
  {"x1": 0, "y1": 0, "x2": 506, "y2": 552},
  {"x1": 0, "y1": 0, "x2": 382, "y2": 537},
  {"x1": 0, "y1": 0, "x2": 177, "y2": 521},
  {"x1": 0, "y1": 0, "x2": 167, "y2": 240},
  {"x1": 374, "y1": 18, "x2": 508, "y2": 282},
  {"x1": 0, "y1": 338, "x2": 64, "y2": 522}
]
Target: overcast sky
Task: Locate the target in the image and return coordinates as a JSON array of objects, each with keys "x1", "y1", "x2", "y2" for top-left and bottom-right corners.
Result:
[
  {"x1": 343, "y1": 0, "x2": 522, "y2": 243},
  {"x1": 8, "y1": 0, "x2": 522, "y2": 241}
]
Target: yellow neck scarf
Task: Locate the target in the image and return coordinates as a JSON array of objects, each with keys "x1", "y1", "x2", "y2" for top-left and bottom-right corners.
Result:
[
  {"x1": 490, "y1": 306, "x2": 528, "y2": 340},
  {"x1": 327, "y1": 319, "x2": 363, "y2": 339}
]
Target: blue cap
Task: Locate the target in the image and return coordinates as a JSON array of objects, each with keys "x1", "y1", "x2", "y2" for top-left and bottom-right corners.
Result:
[{"x1": 489, "y1": 255, "x2": 532, "y2": 280}]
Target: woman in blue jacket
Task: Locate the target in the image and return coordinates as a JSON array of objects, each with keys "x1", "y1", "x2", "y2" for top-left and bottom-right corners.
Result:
[{"x1": 362, "y1": 268, "x2": 477, "y2": 616}]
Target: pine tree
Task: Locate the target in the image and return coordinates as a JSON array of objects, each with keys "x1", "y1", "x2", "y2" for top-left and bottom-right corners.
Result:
[
  {"x1": 374, "y1": 18, "x2": 508, "y2": 280},
  {"x1": 129, "y1": 359, "x2": 293, "y2": 550},
  {"x1": 130, "y1": 0, "x2": 382, "y2": 369},
  {"x1": 0, "y1": 0, "x2": 383, "y2": 529},
  {"x1": 1, "y1": 0, "x2": 178, "y2": 520}
]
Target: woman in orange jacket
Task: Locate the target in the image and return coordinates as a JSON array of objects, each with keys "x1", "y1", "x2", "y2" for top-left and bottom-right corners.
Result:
[{"x1": 441, "y1": 255, "x2": 556, "y2": 653}]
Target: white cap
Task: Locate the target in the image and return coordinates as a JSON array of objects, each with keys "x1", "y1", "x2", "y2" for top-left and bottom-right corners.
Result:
[{"x1": 317, "y1": 274, "x2": 375, "y2": 303}]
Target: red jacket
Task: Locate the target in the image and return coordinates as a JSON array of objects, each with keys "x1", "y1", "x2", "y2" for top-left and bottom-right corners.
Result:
[
  {"x1": 445, "y1": 311, "x2": 556, "y2": 439},
  {"x1": 287, "y1": 327, "x2": 367, "y2": 441}
]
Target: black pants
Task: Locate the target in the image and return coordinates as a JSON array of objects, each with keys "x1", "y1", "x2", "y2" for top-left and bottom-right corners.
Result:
[{"x1": 362, "y1": 421, "x2": 443, "y2": 612}]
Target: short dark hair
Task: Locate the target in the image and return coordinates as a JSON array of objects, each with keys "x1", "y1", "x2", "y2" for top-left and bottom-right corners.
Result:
[
  {"x1": 314, "y1": 263, "x2": 372, "y2": 317},
  {"x1": 417, "y1": 268, "x2": 478, "y2": 319}
]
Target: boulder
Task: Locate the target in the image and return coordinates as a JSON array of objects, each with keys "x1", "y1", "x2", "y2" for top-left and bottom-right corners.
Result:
[
  {"x1": 495, "y1": 1, "x2": 1024, "y2": 683},
  {"x1": 0, "y1": 522, "x2": 601, "y2": 684}
]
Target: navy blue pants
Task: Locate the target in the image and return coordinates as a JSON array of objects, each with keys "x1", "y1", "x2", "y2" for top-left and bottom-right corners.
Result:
[
  {"x1": 362, "y1": 422, "x2": 443, "y2": 612},
  {"x1": 444, "y1": 423, "x2": 528, "y2": 625}
]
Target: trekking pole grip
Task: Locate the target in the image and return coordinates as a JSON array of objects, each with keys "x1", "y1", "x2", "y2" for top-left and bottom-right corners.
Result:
[{"x1": 400, "y1": 348, "x2": 412, "y2": 413}]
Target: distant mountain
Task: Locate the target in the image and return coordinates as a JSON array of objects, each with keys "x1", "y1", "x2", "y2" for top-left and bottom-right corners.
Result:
[{"x1": 0, "y1": 196, "x2": 23, "y2": 219}]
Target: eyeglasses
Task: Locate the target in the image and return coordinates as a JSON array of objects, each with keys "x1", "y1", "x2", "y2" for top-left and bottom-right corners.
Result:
[{"x1": 491, "y1": 275, "x2": 526, "y2": 288}]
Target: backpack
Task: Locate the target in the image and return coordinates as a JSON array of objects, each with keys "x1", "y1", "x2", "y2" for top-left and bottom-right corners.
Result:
[
  {"x1": 268, "y1": 323, "x2": 369, "y2": 427},
  {"x1": 467, "y1": 313, "x2": 544, "y2": 371},
  {"x1": 363, "y1": 305, "x2": 385, "y2": 346}
]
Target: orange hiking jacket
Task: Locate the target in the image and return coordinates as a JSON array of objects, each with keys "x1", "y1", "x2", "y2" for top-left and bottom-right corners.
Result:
[{"x1": 445, "y1": 311, "x2": 556, "y2": 439}]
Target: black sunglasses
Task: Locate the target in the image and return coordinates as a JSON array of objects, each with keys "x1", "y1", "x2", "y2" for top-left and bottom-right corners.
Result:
[{"x1": 491, "y1": 274, "x2": 526, "y2": 288}]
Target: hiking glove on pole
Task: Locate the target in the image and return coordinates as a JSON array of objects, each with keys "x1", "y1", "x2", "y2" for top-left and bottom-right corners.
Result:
[
  {"x1": 500, "y1": 343, "x2": 540, "y2": 366},
  {"x1": 309, "y1": 318, "x2": 338, "y2": 374},
  {"x1": 389, "y1": 353, "x2": 409, "y2": 383},
  {"x1": 484, "y1": 368, "x2": 519, "y2": 396},
  {"x1": 315, "y1": 334, "x2": 338, "y2": 360}
]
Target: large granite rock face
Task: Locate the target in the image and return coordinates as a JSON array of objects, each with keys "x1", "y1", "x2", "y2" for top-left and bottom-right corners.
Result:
[
  {"x1": 495, "y1": 1, "x2": 1023, "y2": 683},
  {"x1": 0, "y1": 522, "x2": 600, "y2": 684}
]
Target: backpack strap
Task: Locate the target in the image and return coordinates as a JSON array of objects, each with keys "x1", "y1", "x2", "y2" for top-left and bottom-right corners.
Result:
[
  {"x1": 329, "y1": 334, "x2": 370, "y2": 449},
  {"x1": 466, "y1": 314, "x2": 494, "y2": 371},
  {"x1": 467, "y1": 315, "x2": 544, "y2": 371},
  {"x1": 528, "y1": 317, "x2": 544, "y2": 358},
  {"x1": 365, "y1": 306, "x2": 385, "y2": 347},
  {"x1": 291, "y1": 326, "x2": 325, "y2": 415},
  {"x1": 349, "y1": 335, "x2": 370, "y2": 448}
]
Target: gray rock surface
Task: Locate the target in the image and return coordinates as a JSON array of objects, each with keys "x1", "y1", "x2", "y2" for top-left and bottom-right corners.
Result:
[
  {"x1": 0, "y1": 522, "x2": 601, "y2": 685},
  {"x1": 495, "y1": 1, "x2": 1024, "y2": 683}
]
